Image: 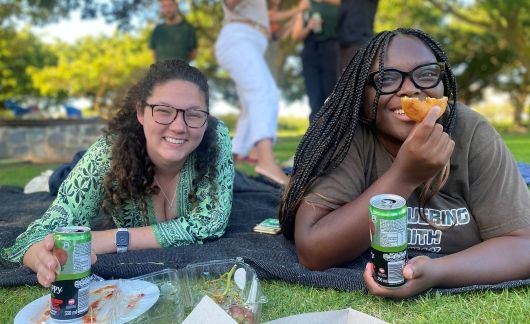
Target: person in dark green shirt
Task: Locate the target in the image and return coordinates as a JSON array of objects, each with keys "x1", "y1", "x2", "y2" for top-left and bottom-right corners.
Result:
[
  {"x1": 150, "y1": 0, "x2": 198, "y2": 62},
  {"x1": 292, "y1": 0, "x2": 340, "y2": 123}
]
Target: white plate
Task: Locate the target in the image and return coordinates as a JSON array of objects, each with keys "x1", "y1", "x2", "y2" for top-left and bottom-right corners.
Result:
[{"x1": 14, "y1": 279, "x2": 160, "y2": 324}]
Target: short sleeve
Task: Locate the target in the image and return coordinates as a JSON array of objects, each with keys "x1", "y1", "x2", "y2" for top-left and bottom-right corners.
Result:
[
  {"x1": 468, "y1": 121, "x2": 530, "y2": 239},
  {"x1": 304, "y1": 131, "x2": 369, "y2": 210}
]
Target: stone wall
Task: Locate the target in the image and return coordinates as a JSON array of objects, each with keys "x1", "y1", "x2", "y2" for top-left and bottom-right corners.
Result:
[{"x1": 0, "y1": 119, "x2": 107, "y2": 163}]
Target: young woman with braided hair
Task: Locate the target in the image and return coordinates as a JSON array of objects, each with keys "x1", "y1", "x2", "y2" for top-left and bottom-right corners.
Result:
[
  {"x1": 1, "y1": 60, "x2": 234, "y2": 287},
  {"x1": 279, "y1": 28, "x2": 530, "y2": 298}
]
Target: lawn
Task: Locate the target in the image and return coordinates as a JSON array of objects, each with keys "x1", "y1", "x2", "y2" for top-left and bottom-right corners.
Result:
[{"x1": 1, "y1": 133, "x2": 530, "y2": 323}]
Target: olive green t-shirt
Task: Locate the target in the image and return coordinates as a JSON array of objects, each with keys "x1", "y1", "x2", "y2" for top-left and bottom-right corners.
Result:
[
  {"x1": 305, "y1": 104, "x2": 530, "y2": 253},
  {"x1": 149, "y1": 20, "x2": 197, "y2": 62}
]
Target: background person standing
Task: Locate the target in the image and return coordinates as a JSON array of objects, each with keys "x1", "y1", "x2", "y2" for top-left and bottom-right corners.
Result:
[
  {"x1": 292, "y1": 0, "x2": 340, "y2": 124},
  {"x1": 215, "y1": 0, "x2": 289, "y2": 186},
  {"x1": 337, "y1": 0, "x2": 378, "y2": 74},
  {"x1": 150, "y1": 0, "x2": 198, "y2": 63}
]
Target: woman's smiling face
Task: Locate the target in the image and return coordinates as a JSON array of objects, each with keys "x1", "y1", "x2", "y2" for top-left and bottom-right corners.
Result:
[
  {"x1": 364, "y1": 35, "x2": 445, "y2": 154},
  {"x1": 137, "y1": 79, "x2": 207, "y2": 171}
]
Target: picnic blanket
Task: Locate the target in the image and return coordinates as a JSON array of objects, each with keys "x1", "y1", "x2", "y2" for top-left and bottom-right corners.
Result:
[
  {"x1": 1, "y1": 171, "x2": 530, "y2": 296},
  {"x1": 518, "y1": 162, "x2": 530, "y2": 185}
]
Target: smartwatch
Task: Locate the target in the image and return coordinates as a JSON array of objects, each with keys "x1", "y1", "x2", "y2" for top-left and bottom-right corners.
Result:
[{"x1": 115, "y1": 228, "x2": 129, "y2": 253}]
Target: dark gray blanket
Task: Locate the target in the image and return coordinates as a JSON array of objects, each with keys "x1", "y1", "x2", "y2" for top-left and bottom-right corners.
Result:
[{"x1": 1, "y1": 172, "x2": 529, "y2": 295}]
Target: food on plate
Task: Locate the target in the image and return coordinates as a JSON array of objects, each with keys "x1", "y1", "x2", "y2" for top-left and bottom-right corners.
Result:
[{"x1": 400, "y1": 96, "x2": 448, "y2": 122}]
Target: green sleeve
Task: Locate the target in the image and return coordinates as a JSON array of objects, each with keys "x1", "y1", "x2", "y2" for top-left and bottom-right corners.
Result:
[
  {"x1": 152, "y1": 122, "x2": 234, "y2": 247},
  {"x1": 0, "y1": 137, "x2": 112, "y2": 263}
]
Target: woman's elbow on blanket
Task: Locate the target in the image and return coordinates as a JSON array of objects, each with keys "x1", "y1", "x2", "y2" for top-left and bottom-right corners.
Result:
[{"x1": 295, "y1": 242, "x2": 332, "y2": 271}]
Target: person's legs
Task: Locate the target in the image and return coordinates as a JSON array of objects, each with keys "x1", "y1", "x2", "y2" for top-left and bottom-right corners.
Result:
[
  {"x1": 337, "y1": 43, "x2": 361, "y2": 76},
  {"x1": 231, "y1": 104, "x2": 251, "y2": 157},
  {"x1": 254, "y1": 138, "x2": 288, "y2": 185},
  {"x1": 302, "y1": 39, "x2": 325, "y2": 123},
  {"x1": 215, "y1": 24, "x2": 286, "y2": 184},
  {"x1": 215, "y1": 24, "x2": 261, "y2": 156},
  {"x1": 319, "y1": 40, "x2": 338, "y2": 107}
]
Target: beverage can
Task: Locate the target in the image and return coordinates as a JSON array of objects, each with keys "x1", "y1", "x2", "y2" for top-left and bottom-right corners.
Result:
[
  {"x1": 369, "y1": 194, "x2": 408, "y2": 287},
  {"x1": 50, "y1": 226, "x2": 92, "y2": 321},
  {"x1": 311, "y1": 12, "x2": 322, "y2": 34}
]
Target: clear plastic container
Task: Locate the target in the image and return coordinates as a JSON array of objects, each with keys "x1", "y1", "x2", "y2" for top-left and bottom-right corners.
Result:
[
  {"x1": 128, "y1": 269, "x2": 186, "y2": 323},
  {"x1": 183, "y1": 257, "x2": 268, "y2": 323},
  {"x1": 128, "y1": 257, "x2": 267, "y2": 323}
]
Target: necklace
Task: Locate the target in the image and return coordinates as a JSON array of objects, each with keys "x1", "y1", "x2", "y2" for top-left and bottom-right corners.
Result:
[{"x1": 154, "y1": 175, "x2": 178, "y2": 210}]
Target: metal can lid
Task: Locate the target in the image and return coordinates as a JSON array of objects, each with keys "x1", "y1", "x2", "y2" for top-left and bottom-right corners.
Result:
[
  {"x1": 55, "y1": 226, "x2": 91, "y2": 234},
  {"x1": 370, "y1": 194, "x2": 406, "y2": 210}
]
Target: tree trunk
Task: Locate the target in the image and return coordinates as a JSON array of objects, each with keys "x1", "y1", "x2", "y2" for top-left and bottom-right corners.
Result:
[{"x1": 511, "y1": 92, "x2": 528, "y2": 129}]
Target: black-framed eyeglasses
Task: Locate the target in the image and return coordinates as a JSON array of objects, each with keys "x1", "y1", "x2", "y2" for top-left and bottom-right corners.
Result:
[
  {"x1": 368, "y1": 62, "x2": 445, "y2": 94},
  {"x1": 143, "y1": 102, "x2": 209, "y2": 128}
]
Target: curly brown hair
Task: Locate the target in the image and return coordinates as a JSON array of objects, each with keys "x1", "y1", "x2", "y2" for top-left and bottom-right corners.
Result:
[
  {"x1": 102, "y1": 59, "x2": 220, "y2": 224},
  {"x1": 279, "y1": 28, "x2": 459, "y2": 240}
]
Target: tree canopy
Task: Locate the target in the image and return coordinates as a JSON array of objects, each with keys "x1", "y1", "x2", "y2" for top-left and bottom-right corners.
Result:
[{"x1": 0, "y1": 0, "x2": 528, "y2": 126}]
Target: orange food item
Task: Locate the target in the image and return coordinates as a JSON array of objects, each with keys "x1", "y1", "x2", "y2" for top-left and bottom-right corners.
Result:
[{"x1": 400, "y1": 96, "x2": 448, "y2": 122}]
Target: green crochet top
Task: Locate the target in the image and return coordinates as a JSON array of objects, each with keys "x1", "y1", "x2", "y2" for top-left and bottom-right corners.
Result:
[{"x1": 1, "y1": 122, "x2": 234, "y2": 263}]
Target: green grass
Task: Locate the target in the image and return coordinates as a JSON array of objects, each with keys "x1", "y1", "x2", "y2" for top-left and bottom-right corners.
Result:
[
  {"x1": 502, "y1": 133, "x2": 530, "y2": 162},
  {"x1": 235, "y1": 136, "x2": 301, "y2": 176},
  {"x1": 0, "y1": 162, "x2": 60, "y2": 187},
  {"x1": 1, "y1": 132, "x2": 530, "y2": 323}
]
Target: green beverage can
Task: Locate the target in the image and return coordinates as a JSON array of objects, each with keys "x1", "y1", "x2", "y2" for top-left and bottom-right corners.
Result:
[
  {"x1": 369, "y1": 194, "x2": 408, "y2": 287},
  {"x1": 50, "y1": 226, "x2": 92, "y2": 321}
]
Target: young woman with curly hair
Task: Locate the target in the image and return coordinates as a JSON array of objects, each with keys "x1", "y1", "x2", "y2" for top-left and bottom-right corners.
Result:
[
  {"x1": 2, "y1": 60, "x2": 234, "y2": 287},
  {"x1": 279, "y1": 28, "x2": 530, "y2": 298}
]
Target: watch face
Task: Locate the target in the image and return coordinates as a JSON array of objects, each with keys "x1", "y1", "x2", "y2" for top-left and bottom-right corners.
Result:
[{"x1": 116, "y1": 231, "x2": 129, "y2": 246}]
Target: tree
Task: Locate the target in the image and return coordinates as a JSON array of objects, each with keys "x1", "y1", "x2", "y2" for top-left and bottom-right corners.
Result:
[
  {"x1": 27, "y1": 30, "x2": 152, "y2": 118},
  {"x1": 0, "y1": 27, "x2": 56, "y2": 103},
  {"x1": 376, "y1": 0, "x2": 529, "y2": 128},
  {"x1": 429, "y1": 0, "x2": 530, "y2": 127},
  {"x1": 0, "y1": 1, "x2": 155, "y2": 28},
  {"x1": 2, "y1": 0, "x2": 306, "y2": 106}
]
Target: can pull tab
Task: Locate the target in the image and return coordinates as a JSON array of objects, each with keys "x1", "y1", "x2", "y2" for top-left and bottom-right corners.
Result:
[{"x1": 381, "y1": 198, "x2": 397, "y2": 208}]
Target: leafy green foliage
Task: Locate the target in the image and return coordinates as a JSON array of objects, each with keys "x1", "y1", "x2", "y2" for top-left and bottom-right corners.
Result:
[
  {"x1": 0, "y1": 27, "x2": 57, "y2": 103},
  {"x1": 1, "y1": 0, "x2": 529, "y2": 126},
  {"x1": 27, "y1": 29, "x2": 152, "y2": 118}
]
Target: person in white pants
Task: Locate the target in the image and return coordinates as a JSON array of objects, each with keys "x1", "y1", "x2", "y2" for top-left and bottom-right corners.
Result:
[{"x1": 215, "y1": 0, "x2": 288, "y2": 185}]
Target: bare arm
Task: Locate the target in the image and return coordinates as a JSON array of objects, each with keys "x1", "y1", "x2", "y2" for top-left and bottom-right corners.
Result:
[
  {"x1": 91, "y1": 227, "x2": 161, "y2": 254},
  {"x1": 318, "y1": 0, "x2": 341, "y2": 5},
  {"x1": 291, "y1": 12, "x2": 319, "y2": 41},
  {"x1": 270, "y1": 0, "x2": 309, "y2": 23},
  {"x1": 295, "y1": 163, "x2": 417, "y2": 270},
  {"x1": 270, "y1": 8, "x2": 302, "y2": 23},
  {"x1": 224, "y1": 0, "x2": 242, "y2": 10},
  {"x1": 364, "y1": 225, "x2": 530, "y2": 299},
  {"x1": 295, "y1": 108, "x2": 454, "y2": 270}
]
